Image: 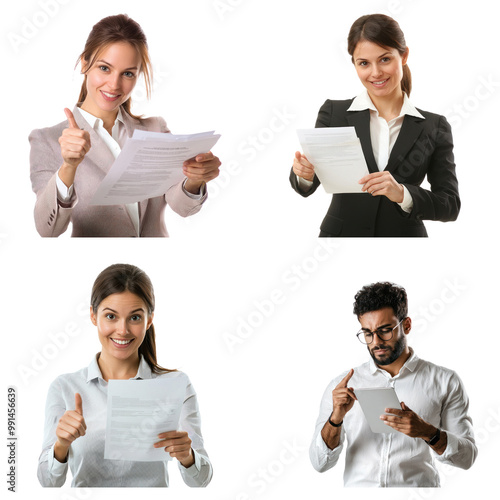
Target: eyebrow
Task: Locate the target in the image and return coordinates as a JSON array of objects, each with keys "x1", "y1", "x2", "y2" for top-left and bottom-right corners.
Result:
[
  {"x1": 361, "y1": 323, "x2": 392, "y2": 332},
  {"x1": 355, "y1": 52, "x2": 392, "y2": 62},
  {"x1": 97, "y1": 60, "x2": 139, "y2": 71},
  {"x1": 102, "y1": 307, "x2": 145, "y2": 314}
]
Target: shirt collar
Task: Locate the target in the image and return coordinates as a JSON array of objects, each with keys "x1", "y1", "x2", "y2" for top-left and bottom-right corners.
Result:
[
  {"x1": 368, "y1": 346, "x2": 419, "y2": 375},
  {"x1": 77, "y1": 105, "x2": 125, "y2": 131},
  {"x1": 347, "y1": 90, "x2": 425, "y2": 120},
  {"x1": 86, "y1": 353, "x2": 153, "y2": 382}
]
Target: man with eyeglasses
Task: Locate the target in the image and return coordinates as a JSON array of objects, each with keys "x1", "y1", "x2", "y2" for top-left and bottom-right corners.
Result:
[{"x1": 310, "y1": 282, "x2": 477, "y2": 487}]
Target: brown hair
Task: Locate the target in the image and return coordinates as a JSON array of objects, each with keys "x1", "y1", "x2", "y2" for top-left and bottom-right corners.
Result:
[
  {"x1": 76, "y1": 14, "x2": 152, "y2": 120},
  {"x1": 91, "y1": 263, "x2": 174, "y2": 374},
  {"x1": 347, "y1": 14, "x2": 411, "y2": 97}
]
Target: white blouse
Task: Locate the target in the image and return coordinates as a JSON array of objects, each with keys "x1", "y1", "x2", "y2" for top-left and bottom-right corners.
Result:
[{"x1": 38, "y1": 355, "x2": 212, "y2": 487}]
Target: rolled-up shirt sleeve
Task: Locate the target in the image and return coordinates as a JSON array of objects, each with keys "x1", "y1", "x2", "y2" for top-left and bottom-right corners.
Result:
[
  {"x1": 309, "y1": 378, "x2": 345, "y2": 473},
  {"x1": 434, "y1": 372, "x2": 477, "y2": 470}
]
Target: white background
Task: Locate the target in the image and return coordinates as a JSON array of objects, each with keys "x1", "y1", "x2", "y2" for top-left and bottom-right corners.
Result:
[{"x1": 1, "y1": 0, "x2": 498, "y2": 498}]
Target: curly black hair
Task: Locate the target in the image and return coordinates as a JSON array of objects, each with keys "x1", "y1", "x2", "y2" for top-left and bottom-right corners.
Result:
[{"x1": 353, "y1": 282, "x2": 408, "y2": 320}]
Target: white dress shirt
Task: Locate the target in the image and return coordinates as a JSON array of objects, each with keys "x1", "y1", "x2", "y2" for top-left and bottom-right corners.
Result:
[
  {"x1": 56, "y1": 107, "x2": 204, "y2": 236},
  {"x1": 310, "y1": 348, "x2": 477, "y2": 487},
  {"x1": 298, "y1": 91, "x2": 425, "y2": 213},
  {"x1": 38, "y1": 355, "x2": 212, "y2": 487}
]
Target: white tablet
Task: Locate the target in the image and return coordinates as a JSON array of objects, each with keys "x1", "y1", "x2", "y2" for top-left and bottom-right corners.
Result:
[{"x1": 354, "y1": 387, "x2": 402, "y2": 433}]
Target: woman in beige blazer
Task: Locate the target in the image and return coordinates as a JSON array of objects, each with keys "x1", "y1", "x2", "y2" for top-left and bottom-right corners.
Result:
[{"x1": 29, "y1": 14, "x2": 220, "y2": 237}]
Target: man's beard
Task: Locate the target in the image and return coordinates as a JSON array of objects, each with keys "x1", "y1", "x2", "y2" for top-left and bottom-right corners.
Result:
[{"x1": 368, "y1": 334, "x2": 407, "y2": 366}]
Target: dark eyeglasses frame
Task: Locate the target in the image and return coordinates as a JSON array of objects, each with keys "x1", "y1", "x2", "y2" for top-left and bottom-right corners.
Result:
[{"x1": 356, "y1": 318, "x2": 405, "y2": 345}]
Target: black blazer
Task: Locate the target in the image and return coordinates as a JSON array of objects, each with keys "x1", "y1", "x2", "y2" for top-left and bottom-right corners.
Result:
[{"x1": 290, "y1": 99, "x2": 460, "y2": 237}]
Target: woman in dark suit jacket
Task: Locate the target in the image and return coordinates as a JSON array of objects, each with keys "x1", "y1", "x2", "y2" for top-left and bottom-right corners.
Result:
[
  {"x1": 30, "y1": 14, "x2": 220, "y2": 237},
  {"x1": 290, "y1": 14, "x2": 459, "y2": 237}
]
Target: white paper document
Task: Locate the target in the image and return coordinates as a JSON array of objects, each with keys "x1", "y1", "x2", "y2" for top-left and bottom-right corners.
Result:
[
  {"x1": 354, "y1": 387, "x2": 402, "y2": 434},
  {"x1": 297, "y1": 127, "x2": 370, "y2": 194},
  {"x1": 104, "y1": 377, "x2": 187, "y2": 462},
  {"x1": 90, "y1": 130, "x2": 221, "y2": 205}
]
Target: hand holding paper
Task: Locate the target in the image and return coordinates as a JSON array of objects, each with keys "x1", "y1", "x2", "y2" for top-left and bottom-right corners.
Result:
[
  {"x1": 154, "y1": 430, "x2": 194, "y2": 467},
  {"x1": 296, "y1": 127, "x2": 370, "y2": 193},
  {"x1": 293, "y1": 151, "x2": 315, "y2": 182},
  {"x1": 90, "y1": 130, "x2": 221, "y2": 205},
  {"x1": 359, "y1": 171, "x2": 404, "y2": 202},
  {"x1": 183, "y1": 151, "x2": 221, "y2": 194}
]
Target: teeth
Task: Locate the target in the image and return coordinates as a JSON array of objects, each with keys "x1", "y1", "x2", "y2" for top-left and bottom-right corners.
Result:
[
  {"x1": 111, "y1": 338, "x2": 132, "y2": 345},
  {"x1": 103, "y1": 91, "x2": 119, "y2": 98},
  {"x1": 373, "y1": 80, "x2": 387, "y2": 85}
]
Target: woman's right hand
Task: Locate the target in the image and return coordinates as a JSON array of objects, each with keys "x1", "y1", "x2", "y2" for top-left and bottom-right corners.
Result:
[
  {"x1": 292, "y1": 151, "x2": 315, "y2": 181},
  {"x1": 58, "y1": 108, "x2": 91, "y2": 188},
  {"x1": 54, "y1": 393, "x2": 87, "y2": 462}
]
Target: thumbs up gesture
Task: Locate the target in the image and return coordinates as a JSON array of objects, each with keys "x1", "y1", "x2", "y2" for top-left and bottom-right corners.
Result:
[
  {"x1": 54, "y1": 393, "x2": 87, "y2": 462},
  {"x1": 58, "y1": 108, "x2": 92, "y2": 188}
]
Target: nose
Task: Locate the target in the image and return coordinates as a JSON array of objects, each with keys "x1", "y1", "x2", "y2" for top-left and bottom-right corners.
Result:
[
  {"x1": 372, "y1": 332, "x2": 385, "y2": 347},
  {"x1": 371, "y1": 63, "x2": 383, "y2": 79},
  {"x1": 116, "y1": 319, "x2": 128, "y2": 335},
  {"x1": 107, "y1": 72, "x2": 121, "y2": 91}
]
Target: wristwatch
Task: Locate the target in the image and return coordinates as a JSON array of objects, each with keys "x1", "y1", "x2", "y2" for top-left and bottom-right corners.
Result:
[{"x1": 425, "y1": 428, "x2": 441, "y2": 446}]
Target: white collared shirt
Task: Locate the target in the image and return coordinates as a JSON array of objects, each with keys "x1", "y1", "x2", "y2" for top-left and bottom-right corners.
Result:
[
  {"x1": 310, "y1": 348, "x2": 477, "y2": 487},
  {"x1": 38, "y1": 355, "x2": 212, "y2": 487},
  {"x1": 298, "y1": 91, "x2": 425, "y2": 212}
]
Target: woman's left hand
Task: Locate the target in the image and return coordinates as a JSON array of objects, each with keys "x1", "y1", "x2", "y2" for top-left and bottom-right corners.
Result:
[
  {"x1": 359, "y1": 171, "x2": 404, "y2": 203},
  {"x1": 154, "y1": 431, "x2": 194, "y2": 468},
  {"x1": 183, "y1": 152, "x2": 221, "y2": 194}
]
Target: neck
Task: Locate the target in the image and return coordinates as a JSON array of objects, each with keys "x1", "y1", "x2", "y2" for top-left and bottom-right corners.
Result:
[
  {"x1": 97, "y1": 352, "x2": 140, "y2": 381},
  {"x1": 378, "y1": 348, "x2": 411, "y2": 377},
  {"x1": 369, "y1": 88, "x2": 404, "y2": 122},
  {"x1": 80, "y1": 99, "x2": 118, "y2": 133}
]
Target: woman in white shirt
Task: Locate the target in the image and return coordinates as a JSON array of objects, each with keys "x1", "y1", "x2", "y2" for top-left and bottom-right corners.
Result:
[
  {"x1": 29, "y1": 14, "x2": 220, "y2": 237},
  {"x1": 38, "y1": 263, "x2": 212, "y2": 487},
  {"x1": 290, "y1": 14, "x2": 460, "y2": 237}
]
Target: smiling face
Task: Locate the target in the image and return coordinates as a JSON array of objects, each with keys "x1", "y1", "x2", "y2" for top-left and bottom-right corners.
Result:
[
  {"x1": 352, "y1": 40, "x2": 408, "y2": 101},
  {"x1": 359, "y1": 307, "x2": 409, "y2": 367},
  {"x1": 81, "y1": 41, "x2": 141, "y2": 120},
  {"x1": 90, "y1": 290, "x2": 153, "y2": 363}
]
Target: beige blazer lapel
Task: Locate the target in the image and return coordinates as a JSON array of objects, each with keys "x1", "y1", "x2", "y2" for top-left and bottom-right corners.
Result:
[{"x1": 72, "y1": 105, "x2": 116, "y2": 177}]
